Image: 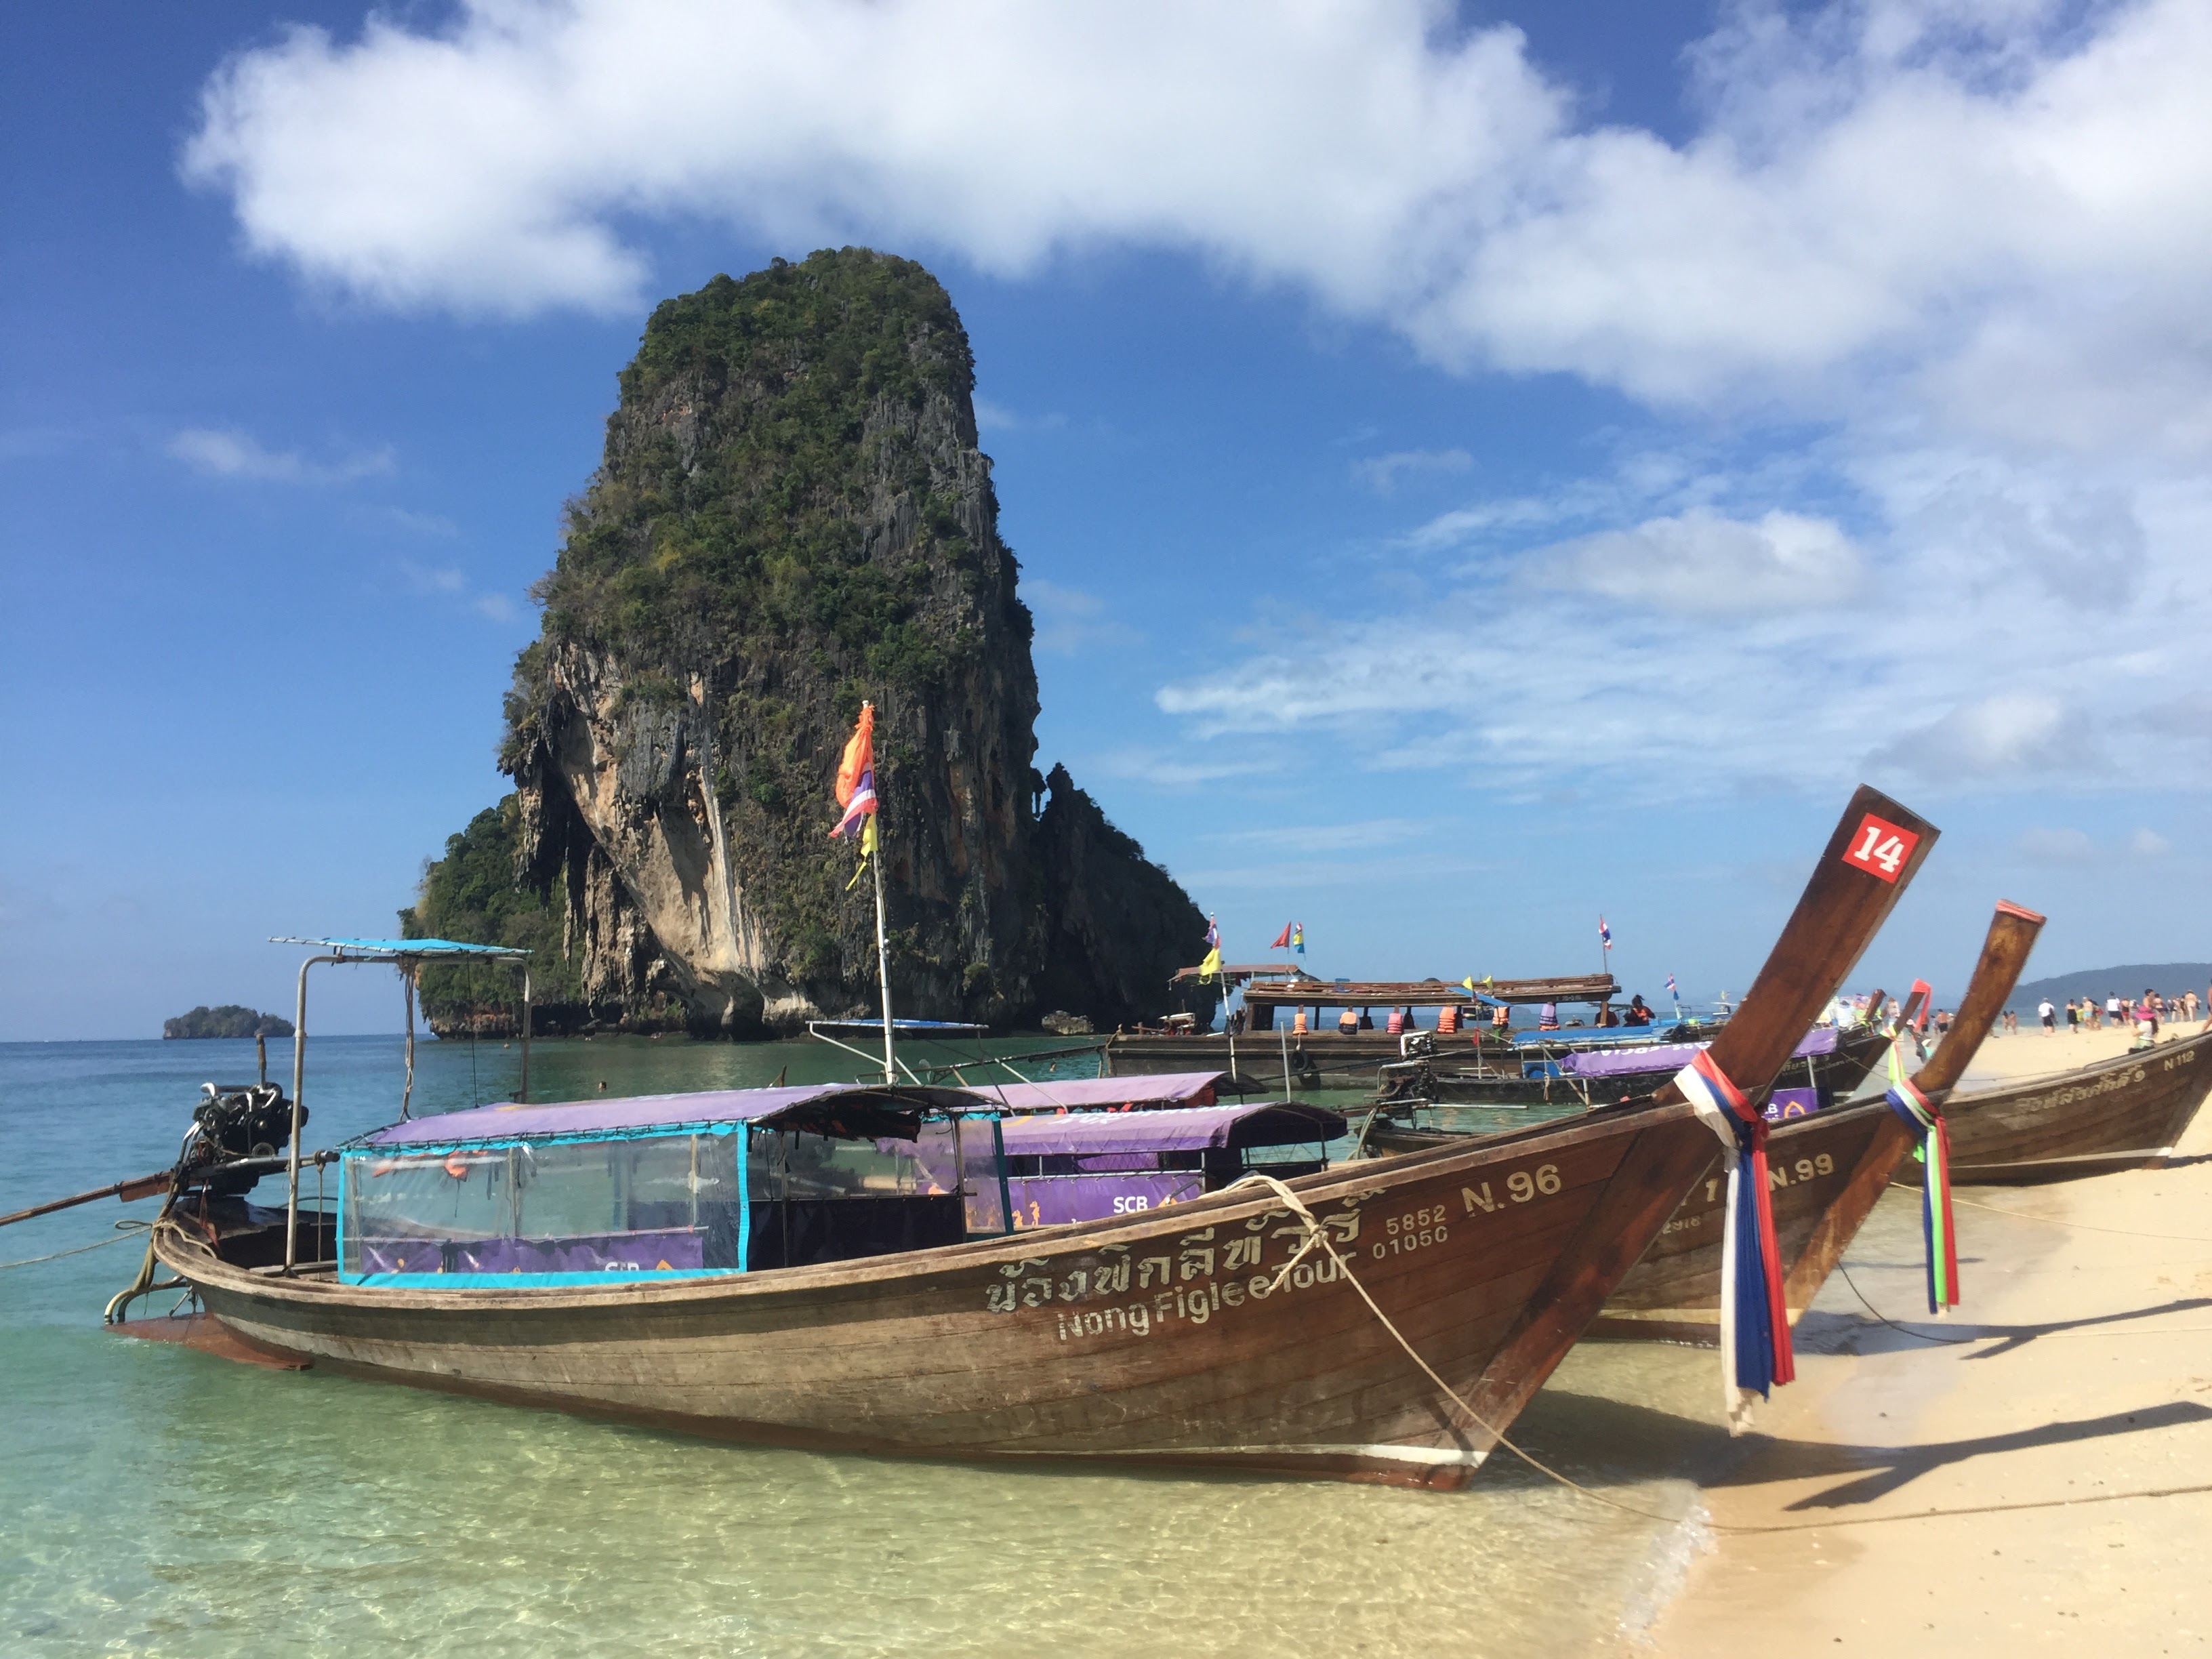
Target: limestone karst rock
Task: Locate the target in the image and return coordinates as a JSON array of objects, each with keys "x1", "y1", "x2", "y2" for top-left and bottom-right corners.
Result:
[{"x1": 497, "y1": 249, "x2": 1211, "y2": 1036}]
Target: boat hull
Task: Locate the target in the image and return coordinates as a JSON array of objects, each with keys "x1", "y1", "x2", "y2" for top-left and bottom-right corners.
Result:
[
  {"x1": 1893, "y1": 1030, "x2": 2212, "y2": 1185},
  {"x1": 1589, "y1": 1099, "x2": 1910, "y2": 1343},
  {"x1": 154, "y1": 1103, "x2": 1715, "y2": 1488}
]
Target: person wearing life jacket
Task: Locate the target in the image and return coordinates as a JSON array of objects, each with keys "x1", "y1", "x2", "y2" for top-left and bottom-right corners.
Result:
[
  {"x1": 1492, "y1": 1002, "x2": 1511, "y2": 1036},
  {"x1": 1337, "y1": 1006, "x2": 1359, "y2": 1037},
  {"x1": 1537, "y1": 1002, "x2": 1561, "y2": 1031},
  {"x1": 1436, "y1": 1002, "x2": 1460, "y2": 1035},
  {"x1": 1386, "y1": 1007, "x2": 1407, "y2": 1036},
  {"x1": 1622, "y1": 994, "x2": 1655, "y2": 1027}
]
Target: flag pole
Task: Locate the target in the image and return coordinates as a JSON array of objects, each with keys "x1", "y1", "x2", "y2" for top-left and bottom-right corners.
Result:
[{"x1": 872, "y1": 819, "x2": 895, "y2": 1085}]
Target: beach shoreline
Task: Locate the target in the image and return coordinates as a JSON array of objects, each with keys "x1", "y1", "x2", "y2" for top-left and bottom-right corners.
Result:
[{"x1": 1639, "y1": 1022, "x2": 2212, "y2": 1653}]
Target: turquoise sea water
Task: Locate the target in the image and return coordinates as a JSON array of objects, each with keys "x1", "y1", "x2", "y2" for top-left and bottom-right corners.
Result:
[{"x1": 1, "y1": 1036, "x2": 1735, "y2": 1658}]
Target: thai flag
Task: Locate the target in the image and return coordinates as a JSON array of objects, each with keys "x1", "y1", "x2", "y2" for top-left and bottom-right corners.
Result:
[
  {"x1": 830, "y1": 704, "x2": 879, "y2": 840},
  {"x1": 1599, "y1": 916, "x2": 1612, "y2": 950},
  {"x1": 1666, "y1": 972, "x2": 1679, "y2": 997},
  {"x1": 1204, "y1": 914, "x2": 1220, "y2": 949},
  {"x1": 832, "y1": 766, "x2": 876, "y2": 838}
]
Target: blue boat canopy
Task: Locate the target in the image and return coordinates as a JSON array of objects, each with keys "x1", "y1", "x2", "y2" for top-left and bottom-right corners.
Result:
[{"x1": 271, "y1": 936, "x2": 531, "y2": 958}]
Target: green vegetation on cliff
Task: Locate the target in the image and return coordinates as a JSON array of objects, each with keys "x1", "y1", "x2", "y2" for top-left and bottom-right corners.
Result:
[
  {"x1": 398, "y1": 796, "x2": 590, "y2": 1032},
  {"x1": 509, "y1": 249, "x2": 1014, "y2": 747}
]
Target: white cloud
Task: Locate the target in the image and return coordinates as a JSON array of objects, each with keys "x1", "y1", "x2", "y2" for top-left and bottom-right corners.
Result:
[
  {"x1": 2129, "y1": 827, "x2": 2171, "y2": 857},
  {"x1": 180, "y1": 1, "x2": 2212, "y2": 442},
  {"x1": 1351, "y1": 447, "x2": 1472, "y2": 494},
  {"x1": 168, "y1": 426, "x2": 393, "y2": 483},
  {"x1": 1524, "y1": 508, "x2": 1864, "y2": 616}
]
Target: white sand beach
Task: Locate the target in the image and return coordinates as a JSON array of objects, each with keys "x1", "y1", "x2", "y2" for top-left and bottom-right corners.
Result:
[{"x1": 1646, "y1": 1021, "x2": 2212, "y2": 1653}]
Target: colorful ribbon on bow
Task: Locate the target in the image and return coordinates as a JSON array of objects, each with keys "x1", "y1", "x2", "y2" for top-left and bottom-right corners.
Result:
[
  {"x1": 1883, "y1": 1041, "x2": 1959, "y2": 1315},
  {"x1": 1673, "y1": 1048, "x2": 1795, "y2": 1432}
]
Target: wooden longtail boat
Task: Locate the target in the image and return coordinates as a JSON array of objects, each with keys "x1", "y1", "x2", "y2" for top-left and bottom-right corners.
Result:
[
  {"x1": 1891, "y1": 1026, "x2": 2212, "y2": 1185},
  {"x1": 1589, "y1": 901, "x2": 2044, "y2": 1343},
  {"x1": 1368, "y1": 1021, "x2": 1886, "y2": 1120},
  {"x1": 126, "y1": 784, "x2": 1934, "y2": 1486}
]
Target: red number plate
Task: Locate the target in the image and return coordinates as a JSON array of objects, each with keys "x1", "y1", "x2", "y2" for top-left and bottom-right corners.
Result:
[{"x1": 1842, "y1": 813, "x2": 1919, "y2": 883}]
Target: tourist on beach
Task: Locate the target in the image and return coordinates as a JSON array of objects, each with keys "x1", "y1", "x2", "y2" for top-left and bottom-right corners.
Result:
[
  {"x1": 2039, "y1": 997, "x2": 2055, "y2": 1035},
  {"x1": 2107, "y1": 992, "x2": 2125, "y2": 1029},
  {"x1": 2065, "y1": 998, "x2": 2080, "y2": 1033}
]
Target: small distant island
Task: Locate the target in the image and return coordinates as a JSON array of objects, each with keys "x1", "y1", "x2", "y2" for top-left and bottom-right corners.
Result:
[{"x1": 163, "y1": 1006, "x2": 295, "y2": 1040}]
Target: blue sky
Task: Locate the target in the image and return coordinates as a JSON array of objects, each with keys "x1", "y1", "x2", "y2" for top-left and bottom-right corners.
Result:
[{"x1": 4, "y1": 1, "x2": 2208, "y2": 1040}]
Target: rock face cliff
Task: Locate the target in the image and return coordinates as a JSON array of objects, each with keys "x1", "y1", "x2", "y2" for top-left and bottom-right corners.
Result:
[{"x1": 501, "y1": 249, "x2": 1210, "y2": 1036}]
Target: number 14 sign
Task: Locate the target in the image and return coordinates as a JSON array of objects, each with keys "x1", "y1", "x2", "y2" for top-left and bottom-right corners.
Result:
[{"x1": 1843, "y1": 813, "x2": 1919, "y2": 882}]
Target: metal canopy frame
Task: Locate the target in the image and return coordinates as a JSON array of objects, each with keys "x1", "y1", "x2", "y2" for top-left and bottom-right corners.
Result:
[{"x1": 268, "y1": 936, "x2": 534, "y2": 1274}]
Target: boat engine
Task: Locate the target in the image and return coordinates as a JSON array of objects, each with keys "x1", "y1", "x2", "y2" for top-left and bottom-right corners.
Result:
[{"x1": 180, "y1": 1082, "x2": 307, "y2": 1195}]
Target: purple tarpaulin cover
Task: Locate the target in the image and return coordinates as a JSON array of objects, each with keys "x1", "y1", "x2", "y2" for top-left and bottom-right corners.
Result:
[
  {"x1": 1557, "y1": 1025, "x2": 1842, "y2": 1080},
  {"x1": 361, "y1": 1082, "x2": 979, "y2": 1147},
  {"x1": 956, "y1": 1073, "x2": 1223, "y2": 1113},
  {"x1": 1004, "y1": 1173, "x2": 1202, "y2": 1227},
  {"x1": 1762, "y1": 1087, "x2": 1826, "y2": 1123},
  {"x1": 992, "y1": 1102, "x2": 1343, "y2": 1155}
]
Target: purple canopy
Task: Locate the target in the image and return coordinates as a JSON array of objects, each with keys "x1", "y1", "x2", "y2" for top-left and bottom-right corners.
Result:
[
  {"x1": 991, "y1": 1102, "x2": 1343, "y2": 1156},
  {"x1": 954, "y1": 1072, "x2": 1223, "y2": 1113},
  {"x1": 1557, "y1": 1025, "x2": 1841, "y2": 1080},
  {"x1": 361, "y1": 1082, "x2": 981, "y2": 1147}
]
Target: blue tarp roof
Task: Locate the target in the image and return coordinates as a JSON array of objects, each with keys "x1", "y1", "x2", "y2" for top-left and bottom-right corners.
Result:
[{"x1": 271, "y1": 936, "x2": 531, "y2": 958}]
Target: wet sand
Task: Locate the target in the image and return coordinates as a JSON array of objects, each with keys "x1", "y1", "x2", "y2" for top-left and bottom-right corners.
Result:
[{"x1": 1645, "y1": 1021, "x2": 2212, "y2": 1653}]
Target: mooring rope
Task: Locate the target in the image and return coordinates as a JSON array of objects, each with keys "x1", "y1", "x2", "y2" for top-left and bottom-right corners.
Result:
[
  {"x1": 1223, "y1": 1173, "x2": 2212, "y2": 1536},
  {"x1": 0, "y1": 1218, "x2": 150, "y2": 1273},
  {"x1": 1835, "y1": 1260, "x2": 1980, "y2": 1345},
  {"x1": 1950, "y1": 1193, "x2": 2212, "y2": 1245}
]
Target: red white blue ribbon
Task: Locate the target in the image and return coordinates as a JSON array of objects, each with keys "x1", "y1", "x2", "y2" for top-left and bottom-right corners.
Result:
[
  {"x1": 1883, "y1": 1050, "x2": 1960, "y2": 1315},
  {"x1": 1675, "y1": 1048, "x2": 1796, "y2": 1432}
]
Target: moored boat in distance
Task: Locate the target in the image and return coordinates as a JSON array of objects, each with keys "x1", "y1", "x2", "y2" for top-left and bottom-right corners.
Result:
[{"x1": 1893, "y1": 1026, "x2": 2212, "y2": 1185}]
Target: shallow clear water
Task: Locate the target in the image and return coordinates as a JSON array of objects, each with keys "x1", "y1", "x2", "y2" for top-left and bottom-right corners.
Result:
[{"x1": 1, "y1": 1036, "x2": 1736, "y2": 1658}]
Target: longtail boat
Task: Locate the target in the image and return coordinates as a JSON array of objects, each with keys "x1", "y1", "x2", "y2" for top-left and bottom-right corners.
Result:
[
  {"x1": 1891, "y1": 1026, "x2": 2212, "y2": 1185},
  {"x1": 1589, "y1": 901, "x2": 2044, "y2": 1343},
  {"x1": 110, "y1": 784, "x2": 1933, "y2": 1487},
  {"x1": 1366, "y1": 1020, "x2": 1887, "y2": 1126}
]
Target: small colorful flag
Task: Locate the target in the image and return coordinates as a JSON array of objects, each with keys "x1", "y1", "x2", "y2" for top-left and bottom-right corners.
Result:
[
  {"x1": 1599, "y1": 916, "x2": 1612, "y2": 951},
  {"x1": 830, "y1": 703, "x2": 878, "y2": 840},
  {"x1": 1203, "y1": 914, "x2": 1220, "y2": 949},
  {"x1": 1665, "y1": 972, "x2": 1678, "y2": 996},
  {"x1": 1270, "y1": 922, "x2": 1293, "y2": 950},
  {"x1": 1291, "y1": 923, "x2": 1305, "y2": 955},
  {"x1": 844, "y1": 813, "x2": 878, "y2": 890},
  {"x1": 1197, "y1": 945, "x2": 1223, "y2": 983}
]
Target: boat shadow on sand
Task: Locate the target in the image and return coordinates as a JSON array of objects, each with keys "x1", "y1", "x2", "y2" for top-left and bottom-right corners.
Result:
[
  {"x1": 1718, "y1": 1397, "x2": 2212, "y2": 1510},
  {"x1": 1505, "y1": 1298, "x2": 2212, "y2": 1511}
]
